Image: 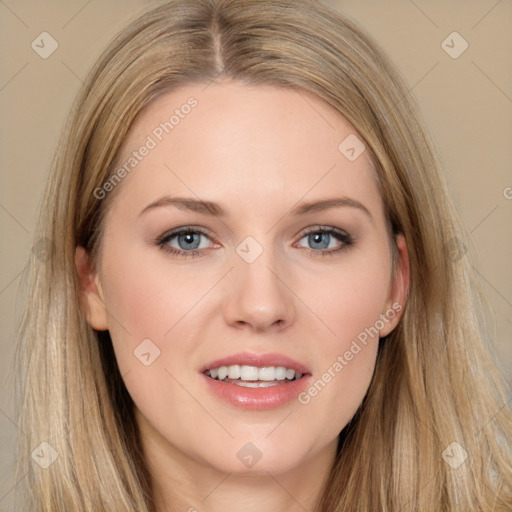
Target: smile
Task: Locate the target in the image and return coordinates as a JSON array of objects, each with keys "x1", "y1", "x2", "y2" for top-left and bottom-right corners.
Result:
[{"x1": 204, "y1": 364, "x2": 304, "y2": 387}]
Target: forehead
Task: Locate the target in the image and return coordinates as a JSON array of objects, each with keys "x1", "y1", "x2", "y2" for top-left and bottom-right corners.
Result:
[{"x1": 107, "y1": 80, "x2": 383, "y2": 221}]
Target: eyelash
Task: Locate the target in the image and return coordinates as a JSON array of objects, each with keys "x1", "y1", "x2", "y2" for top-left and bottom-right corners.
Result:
[{"x1": 155, "y1": 226, "x2": 355, "y2": 259}]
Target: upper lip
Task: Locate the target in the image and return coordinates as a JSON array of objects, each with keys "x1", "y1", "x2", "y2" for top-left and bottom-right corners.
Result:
[{"x1": 201, "y1": 351, "x2": 311, "y2": 375}]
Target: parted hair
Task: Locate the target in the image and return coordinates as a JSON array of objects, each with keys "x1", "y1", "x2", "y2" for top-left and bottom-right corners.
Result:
[{"x1": 15, "y1": 0, "x2": 512, "y2": 510}]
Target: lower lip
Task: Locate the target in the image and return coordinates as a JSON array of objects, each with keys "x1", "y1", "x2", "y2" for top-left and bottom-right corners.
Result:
[{"x1": 201, "y1": 373, "x2": 312, "y2": 410}]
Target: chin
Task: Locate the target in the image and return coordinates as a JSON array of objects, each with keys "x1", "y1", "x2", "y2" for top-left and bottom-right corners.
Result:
[{"x1": 198, "y1": 438, "x2": 317, "y2": 476}]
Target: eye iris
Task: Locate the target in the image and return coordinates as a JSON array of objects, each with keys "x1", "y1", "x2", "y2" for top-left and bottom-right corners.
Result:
[
  {"x1": 309, "y1": 232, "x2": 330, "y2": 250},
  {"x1": 178, "y1": 232, "x2": 201, "y2": 250}
]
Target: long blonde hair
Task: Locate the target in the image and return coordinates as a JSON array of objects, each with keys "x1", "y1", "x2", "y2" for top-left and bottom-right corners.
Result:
[{"x1": 15, "y1": 0, "x2": 512, "y2": 510}]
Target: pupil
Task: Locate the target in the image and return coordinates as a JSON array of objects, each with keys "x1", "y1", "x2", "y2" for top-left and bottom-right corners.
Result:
[
  {"x1": 179, "y1": 233, "x2": 200, "y2": 250},
  {"x1": 310, "y1": 232, "x2": 329, "y2": 250}
]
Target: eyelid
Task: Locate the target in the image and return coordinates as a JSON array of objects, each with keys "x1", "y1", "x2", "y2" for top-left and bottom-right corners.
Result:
[
  {"x1": 156, "y1": 226, "x2": 217, "y2": 244},
  {"x1": 296, "y1": 224, "x2": 350, "y2": 239}
]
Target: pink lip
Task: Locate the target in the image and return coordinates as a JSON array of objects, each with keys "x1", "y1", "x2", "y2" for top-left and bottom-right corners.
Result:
[
  {"x1": 199, "y1": 351, "x2": 312, "y2": 411},
  {"x1": 201, "y1": 374, "x2": 313, "y2": 410},
  {"x1": 200, "y1": 351, "x2": 311, "y2": 374}
]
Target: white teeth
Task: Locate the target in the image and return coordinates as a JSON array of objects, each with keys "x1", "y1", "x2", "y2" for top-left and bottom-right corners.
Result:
[
  {"x1": 240, "y1": 365, "x2": 259, "y2": 381},
  {"x1": 217, "y1": 366, "x2": 228, "y2": 380},
  {"x1": 227, "y1": 364, "x2": 240, "y2": 379},
  {"x1": 206, "y1": 364, "x2": 303, "y2": 382},
  {"x1": 258, "y1": 366, "x2": 276, "y2": 381},
  {"x1": 275, "y1": 366, "x2": 287, "y2": 380}
]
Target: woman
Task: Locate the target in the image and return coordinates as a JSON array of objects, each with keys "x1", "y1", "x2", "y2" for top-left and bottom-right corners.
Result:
[{"x1": 15, "y1": 0, "x2": 512, "y2": 510}]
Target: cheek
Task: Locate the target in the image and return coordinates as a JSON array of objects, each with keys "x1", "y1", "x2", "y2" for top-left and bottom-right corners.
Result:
[
  {"x1": 99, "y1": 246, "x2": 200, "y2": 431},
  {"x1": 308, "y1": 245, "x2": 392, "y2": 346},
  {"x1": 97, "y1": 241, "x2": 197, "y2": 383},
  {"x1": 295, "y1": 246, "x2": 390, "y2": 432},
  {"x1": 100, "y1": 240, "x2": 206, "y2": 339}
]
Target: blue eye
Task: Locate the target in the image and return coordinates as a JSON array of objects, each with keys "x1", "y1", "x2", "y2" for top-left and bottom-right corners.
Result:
[
  {"x1": 156, "y1": 227, "x2": 213, "y2": 258},
  {"x1": 155, "y1": 225, "x2": 354, "y2": 259},
  {"x1": 295, "y1": 226, "x2": 354, "y2": 256}
]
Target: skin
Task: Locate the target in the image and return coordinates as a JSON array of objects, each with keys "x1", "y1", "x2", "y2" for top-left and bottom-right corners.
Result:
[{"x1": 75, "y1": 80, "x2": 409, "y2": 512}]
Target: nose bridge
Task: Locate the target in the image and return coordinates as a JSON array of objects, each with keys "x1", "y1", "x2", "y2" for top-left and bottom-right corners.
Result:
[{"x1": 223, "y1": 235, "x2": 295, "y2": 331}]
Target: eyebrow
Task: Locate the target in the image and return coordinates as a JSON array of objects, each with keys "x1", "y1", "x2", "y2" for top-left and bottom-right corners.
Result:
[{"x1": 139, "y1": 196, "x2": 373, "y2": 221}]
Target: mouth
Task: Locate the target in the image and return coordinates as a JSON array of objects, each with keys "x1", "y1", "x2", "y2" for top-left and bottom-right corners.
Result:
[
  {"x1": 204, "y1": 364, "x2": 304, "y2": 387},
  {"x1": 200, "y1": 352, "x2": 312, "y2": 410}
]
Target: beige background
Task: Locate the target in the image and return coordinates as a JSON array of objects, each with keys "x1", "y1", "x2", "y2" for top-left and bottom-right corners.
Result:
[{"x1": 1, "y1": 0, "x2": 511, "y2": 507}]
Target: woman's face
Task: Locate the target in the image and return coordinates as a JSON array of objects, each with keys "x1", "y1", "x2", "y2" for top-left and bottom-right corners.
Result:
[{"x1": 76, "y1": 80, "x2": 408, "y2": 477}]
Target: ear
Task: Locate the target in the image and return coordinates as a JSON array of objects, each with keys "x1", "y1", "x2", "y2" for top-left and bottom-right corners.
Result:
[
  {"x1": 379, "y1": 233, "x2": 409, "y2": 337},
  {"x1": 75, "y1": 246, "x2": 109, "y2": 330}
]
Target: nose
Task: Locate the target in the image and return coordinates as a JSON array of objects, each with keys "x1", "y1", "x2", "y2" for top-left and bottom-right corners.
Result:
[{"x1": 222, "y1": 249, "x2": 296, "y2": 333}]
